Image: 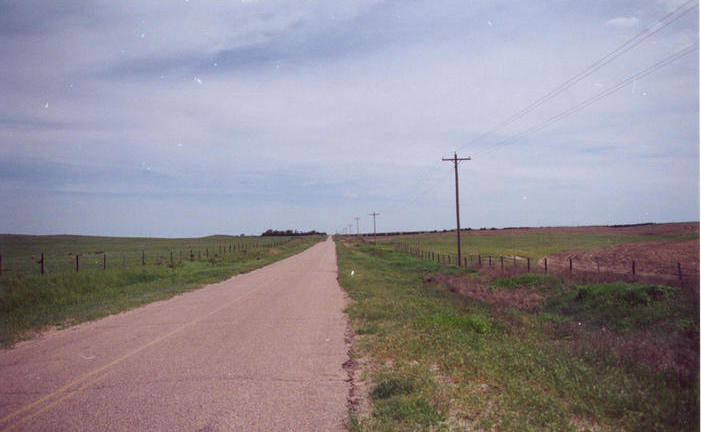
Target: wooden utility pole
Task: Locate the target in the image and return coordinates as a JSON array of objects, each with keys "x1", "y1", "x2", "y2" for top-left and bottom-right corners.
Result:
[
  {"x1": 442, "y1": 152, "x2": 471, "y2": 267},
  {"x1": 369, "y1": 212, "x2": 380, "y2": 245}
]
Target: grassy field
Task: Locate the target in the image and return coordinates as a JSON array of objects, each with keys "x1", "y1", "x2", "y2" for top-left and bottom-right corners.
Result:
[
  {"x1": 376, "y1": 229, "x2": 698, "y2": 262},
  {"x1": 0, "y1": 234, "x2": 288, "y2": 275},
  {"x1": 337, "y1": 239, "x2": 698, "y2": 431},
  {"x1": 0, "y1": 234, "x2": 324, "y2": 347}
]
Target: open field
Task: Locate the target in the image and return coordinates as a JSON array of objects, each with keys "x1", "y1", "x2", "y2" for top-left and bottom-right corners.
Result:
[
  {"x1": 0, "y1": 234, "x2": 324, "y2": 346},
  {"x1": 336, "y1": 238, "x2": 698, "y2": 431},
  {"x1": 0, "y1": 234, "x2": 289, "y2": 275},
  {"x1": 369, "y1": 222, "x2": 699, "y2": 281}
]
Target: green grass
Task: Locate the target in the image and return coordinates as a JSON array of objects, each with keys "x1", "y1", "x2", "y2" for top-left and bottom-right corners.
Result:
[
  {"x1": 381, "y1": 229, "x2": 698, "y2": 262},
  {"x1": 0, "y1": 235, "x2": 324, "y2": 346},
  {"x1": 337, "y1": 239, "x2": 698, "y2": 431},
  {"x1": 546, "y1": 282, "x2": 695, "y2": 333},
  {"x1": 0, "y1": 234, "x2": 287, "y2": 274}
]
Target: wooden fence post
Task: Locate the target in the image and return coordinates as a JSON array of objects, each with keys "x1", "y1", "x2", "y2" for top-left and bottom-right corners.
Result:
[
  {"x1": 544, "y1": 257, "x2": 548, "y2": 273},
  {"x1": 76, "y1": 255, "x2": 79, "y2": 272},
  {"x1": 569, "y1": 257, "x2": 572, "y2": 273},
  {"x1": 0, "y1": 253, "x2": 2, "y2": 276},
  {"x1": 596, "y1": 258, "x2": 600, "y2": 274},
  {"x1": 513, "y1": 256, "x2": 516, "y2": 266},
  {"x1": 41, "y1": 252, "x2": 45, "y2": 275},
  {"x1": 678, "y1": 262, "x2": 682, "y2": 281},
  {"x1": 104, "y1": 253, "x2": 106, "y2": 270},
  {"x1": 527, "y1": 257, "x2": 530, "y2": 272},
  {"x1": 478, "y1": 255, "x2": 481, "y2": 266},
  {"x1": 142, "y1": 250, "x2": 145, "y2": 266},
  {"x1": 500, "y1": 256, "x2": 504, "y2": 271},
  {"x1": 488, "y1": 256, "x2": 492, "y2": 266},
  {"x1": 632, "y1": 261, "x2": 636, "y2": 275}
]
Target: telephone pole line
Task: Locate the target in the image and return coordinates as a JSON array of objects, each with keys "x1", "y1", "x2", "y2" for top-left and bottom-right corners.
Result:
[
  {"x1": 369, "y1": 212, "x2": 380, "y2": 245},
  {"x1": 355, "y1": 217, "x2": 360, "y2": 235},
  {"x1": 442, "y1": 152, "x2": 471, "y2": 267}
]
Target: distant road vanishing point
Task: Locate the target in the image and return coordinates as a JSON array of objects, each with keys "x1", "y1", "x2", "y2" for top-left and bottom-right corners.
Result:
[{"x1": 0, "y1": 237, "x2": 349, "y2": 431}]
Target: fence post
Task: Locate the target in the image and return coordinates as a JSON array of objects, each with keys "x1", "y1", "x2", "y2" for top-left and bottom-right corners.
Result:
[
  {"x1": 41, "y1": 252, "x2": 45, "y2": 275},
  {"x1": 678, "y1": 262, "x2": 682, "y2": 281},
  {"x1": 206, "y1": 248, "x2": 209, "y2": 258},
  {"x1": 632, "y1": 261, "x2": 636, "y2": 275},
  {"x1": 123, "y1": 255, "x2": 125, "y2": 266},
  {"x1": 76, "y1": 255, "x2": 79, "y2": 272},
  {"x1": 500, "y1": 256, "x2": 503, "y2": 271},
  {"x1": 596, "y1": 258, "x2": 600, "y2": 274},
  {"x1": 544, "y1": 257, "x2": 547, "y2": 273},
  {"x1": 104, "y1": 253, "x2": 106, "y2": 270},
  {"x1": 513, "y1": 256, "x2": 516, "y2": 266},
  {"x1": 478, "y1": 255, "x2": 481, "y2": 266},
  {"x1": 142, "y1": 250, "x2": 145, "y2": 266},
  {"x1": 0, "y1": 253, "x2": 2, "y2": 277},
  {"x1": 464, "y1": 257, "x2": 467, "y2": 267},
  {"x1": 170, "y1": 250, "x2": 173, "y2": 266},
  {"x1": 489, "y1": 256, "x2": 492, "y2": 266},
  {"x1": 569, "y1": 257, "x2": 572, "y2": 273},
  {"x1": 527, "y1": 257, "x2": 530, "y2": 272}
]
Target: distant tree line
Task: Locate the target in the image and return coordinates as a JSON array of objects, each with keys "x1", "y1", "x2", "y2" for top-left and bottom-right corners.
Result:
[{"x1": 261, "y1": 229, "x2": 327, "y2": 237}]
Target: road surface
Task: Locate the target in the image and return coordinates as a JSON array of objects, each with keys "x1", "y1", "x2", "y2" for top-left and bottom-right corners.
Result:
[{"x1": 0, "y1": 237, "x2": 349, "y2": 431}]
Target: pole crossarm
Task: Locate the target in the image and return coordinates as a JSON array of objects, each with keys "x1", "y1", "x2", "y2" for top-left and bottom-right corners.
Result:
[{"x1": 442, "y1": 152, "x2": 471, "y2": 267}]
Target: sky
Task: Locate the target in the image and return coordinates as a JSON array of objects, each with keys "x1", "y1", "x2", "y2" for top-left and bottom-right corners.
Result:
[{"x1": 0, "y1": 0, "x2": 698, "y2": 237}]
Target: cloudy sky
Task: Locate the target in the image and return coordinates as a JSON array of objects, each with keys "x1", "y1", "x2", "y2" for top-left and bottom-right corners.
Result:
[{"x1": 0, "y1": 0, "x2": 698, "y2": 237}]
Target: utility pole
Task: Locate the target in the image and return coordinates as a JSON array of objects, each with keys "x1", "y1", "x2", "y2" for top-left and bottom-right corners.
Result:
[
  {"x1": 442, "y1": 152, "x2": 471, "y2": 267},
  {"x1": 369, "y1": 212, "x2": 380, "y2": 245},
  {"x1": 355, "y1": 217, "x2": 360, "y2": 235}
]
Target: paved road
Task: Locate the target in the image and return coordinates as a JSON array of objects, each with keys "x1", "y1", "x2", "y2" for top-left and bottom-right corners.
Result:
[{"x1": 0, "y1": 237, "x2": 349, "y2": 431}]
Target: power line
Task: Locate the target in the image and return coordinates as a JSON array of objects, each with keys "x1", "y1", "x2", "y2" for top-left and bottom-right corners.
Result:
[
  {"x1": 377, "y1": 2, "x2": 697, "y2": 228},
  {"x1": 462, "y1": 0, "x2": 697, "y2": 156},
  {"x1": 475, "y1": 42, "x2": 698, "y2": 158}
]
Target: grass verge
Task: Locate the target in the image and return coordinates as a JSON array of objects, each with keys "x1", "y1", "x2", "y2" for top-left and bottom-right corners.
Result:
[
  {"x1": 0, "y1": 236, "x2": 323, "y2": 347},
  {"x1": 337, "y1": 238, "x2": 698, "y2": 431}
]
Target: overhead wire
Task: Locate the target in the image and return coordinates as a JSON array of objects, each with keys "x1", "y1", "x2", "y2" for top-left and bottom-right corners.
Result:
[
  {"x1": 372, "y1": 1, "x2": 698, "y2": 230},
  {"x1": 460, "y1": 0, "x2": 697, "y2": 157},
  {"x1": 475, "y1": 41, "x2": 698, "y2": 158}
]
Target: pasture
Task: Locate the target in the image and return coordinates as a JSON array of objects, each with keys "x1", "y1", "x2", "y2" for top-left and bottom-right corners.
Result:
[
  {"x1": 338, "y1": 224, "x2": 699, "y2": 431},
  {"x1": 0, "y1": 234, "x2": 324, "y2": 346}
]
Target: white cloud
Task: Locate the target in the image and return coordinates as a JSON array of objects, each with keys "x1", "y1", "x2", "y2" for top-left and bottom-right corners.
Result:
[{"x1": 605, "y1": 16, "x2": 639, "y2": 28}]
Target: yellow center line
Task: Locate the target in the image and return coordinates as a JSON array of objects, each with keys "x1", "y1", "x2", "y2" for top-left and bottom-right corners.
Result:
[
  {"x1": 0, "y1": 284, "x2": 267, "y2": 430},
  {"x1": 4, "y1": 369, "x2": 118, "y2": 432}
]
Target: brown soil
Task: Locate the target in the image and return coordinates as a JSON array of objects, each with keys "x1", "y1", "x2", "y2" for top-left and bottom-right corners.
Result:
[
  {"x1": 467, "y1": 221, "x2": 699, "y2": 236},
  {"x1": 429, "y1": 274, "x2": 545, "y2": 311},
  {"x1": 544, "y1": 237, "x2": 699, "y2": 280}
]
